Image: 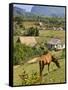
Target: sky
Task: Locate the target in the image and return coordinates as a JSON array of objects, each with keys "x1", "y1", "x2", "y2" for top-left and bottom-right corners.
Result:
[{"x1": 14, "y1": 4, "x2": 34, "y2": 12}]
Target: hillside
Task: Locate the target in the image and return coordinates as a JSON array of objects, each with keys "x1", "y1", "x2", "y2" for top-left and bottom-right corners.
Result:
[
  {"x1": 31, "y1": 6, "x2": 65, "y2": 17},
  {"x1": 13, "y1": 5, "x2": 65, "y2": 17}
]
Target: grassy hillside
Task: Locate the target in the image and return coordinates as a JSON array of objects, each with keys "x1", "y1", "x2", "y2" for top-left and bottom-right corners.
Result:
[
  {"x1": 13, "y1": 15, "x2": 66, "y2": 86},
  {"x1": 13, "y1": 57, "x2": 65, "y2": 86}
]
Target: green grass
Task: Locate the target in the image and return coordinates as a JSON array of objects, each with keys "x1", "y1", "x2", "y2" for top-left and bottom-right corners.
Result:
[
  {"x1": 39, "y1": 30, "x2": 65, "y2": 42},
  {"x1": 13, "y1": 56, "x2": 65, "y2": 86},
  {"x1": 13, "y1": 30, "x2": 65, "y2": 46},
  {"x1": 14, "y1": 20, "x2": 65, "y2": 41},
  {"x1": 13, "y1": 21, "x2": 65, "y2": 86}
]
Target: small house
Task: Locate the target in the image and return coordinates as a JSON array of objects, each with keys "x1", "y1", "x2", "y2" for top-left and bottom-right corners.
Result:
[
  {"x1": 17, "y1": 36, "x2": 37, "y2": 47},
  {"x1": 47, "y1": 38, "x2": 65, "y2": 50},
  {"x1": 57, "y1": 27, "x2": 63, "y2": 30},
  {"x1": 39, "y1": 22, "x2": 43, "y2": 27}
]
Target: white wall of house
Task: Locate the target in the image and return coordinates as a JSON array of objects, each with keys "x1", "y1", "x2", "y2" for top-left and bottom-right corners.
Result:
[
  {"x1": 48, "y1": 43, "x2": 65, "y2": 50},
  {"x1": 54, "y1": 44, "x2": 65, "y2": 50}
]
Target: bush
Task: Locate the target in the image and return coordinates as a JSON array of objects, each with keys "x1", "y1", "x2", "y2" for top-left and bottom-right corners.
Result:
[
  {"x1": 23, "y1": 27, "x2": 39, "y2": 36},
  {"x1": 19, "y1": 69, "x2": 40, "y2": 85},
  {"x1": 61, "y1": 49, "x2": 65, "y2": 59},
  {"x1": 13, "y1": 43, "x2": 37, "y2": 65},
  {"x1": 13, "y1": 43, "x2": 25, "y2": 65},
  {"x1": 13, "y1": 41, "x2": 48, "y2": 65},
  {"x1": 13, "y1": 23, "x2": 25, "y2": 36},
  {"x1": 14, "y1": 16, "x2": 23, "y2": 25},
  {"x1": 19, "y1": 69, "x2": 28, "y2": 85}
]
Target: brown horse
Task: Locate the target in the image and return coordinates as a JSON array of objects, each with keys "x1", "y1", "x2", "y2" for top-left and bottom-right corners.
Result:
[{"x1": 39, "y1": 51, "x2": 60, "y2": 82}]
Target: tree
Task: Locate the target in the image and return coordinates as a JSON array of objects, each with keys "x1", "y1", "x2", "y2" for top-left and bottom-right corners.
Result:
[
  {"x1": 24, "y1": 27, "x2": 39, "y2": 36},
  {"x1": 14, "y1": 16, "x2": 23, "y2": 25}
]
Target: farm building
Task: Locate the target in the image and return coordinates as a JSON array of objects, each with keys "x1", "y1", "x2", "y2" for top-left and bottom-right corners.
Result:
[
  {"x1": 47, "y1": 38, "x2": 65, "y2": 50},
  {"x1": 17, "y1": 36, "x2": 37, "y2": 47},
  {"x1": 57, "y1": 27, "x2": 63, "y2": 30},
  {"x1": 39, "y1": 22, "x2": 43, "y2": 26}
]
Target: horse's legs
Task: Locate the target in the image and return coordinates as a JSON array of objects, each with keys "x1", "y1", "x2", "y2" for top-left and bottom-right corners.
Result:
[
  {"x1": 41, "y1": 61, "x2": 44, "y2": 74},
  {"x1": 48, "y1": 63, "x2": 50, "y2": 72},
  {"x1": 48, "y1": 63, "x2": 50, "y2": 81},
  {"x1": 39, "y1": 61, "x2": 44, "y2": 83}
]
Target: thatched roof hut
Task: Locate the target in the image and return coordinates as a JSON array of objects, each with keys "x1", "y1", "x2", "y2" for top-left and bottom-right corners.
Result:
[{"x1": 17, "y1": 36, "x2": 37, "y2": 47}]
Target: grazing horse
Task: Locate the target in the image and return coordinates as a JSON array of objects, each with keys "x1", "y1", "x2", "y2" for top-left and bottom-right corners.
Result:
[{"x1": 39, "y1": 51, "x2": 60, "y2": 82}]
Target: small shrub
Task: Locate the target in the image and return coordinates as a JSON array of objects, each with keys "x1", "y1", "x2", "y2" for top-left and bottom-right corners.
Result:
[
  {"x1": 13, "y1": 41, "x2": 49, "y2": 65},
  {"x1": 19, "y1": 69, "x2": 40, "y2": 85},
  {"x1": 61, "y1": 49, "x2": 65, "y2": 59},
  {"x1": 23, "y1": 27, "x2": 39, "y2": 36},
  {"x1": 19, "y1": 69, "x2": 28, "y2": 85}
]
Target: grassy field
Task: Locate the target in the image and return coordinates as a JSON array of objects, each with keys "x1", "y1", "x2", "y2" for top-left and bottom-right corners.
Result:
[
  {"x1": 13, "y1": 53, "x2": 65, "y2": 86},
  {"x1": 14, "y1": 30, "x2": 65, "y2": 45},
  {"x1": 22, "y1": 21, "x2": 36, "y2": 29},
  {"x1": 39, "y1": 30, "x2": 65, "y2": 42},
  {"x1": 13, "y1": 21, "x2": 65, "y2": 86}
]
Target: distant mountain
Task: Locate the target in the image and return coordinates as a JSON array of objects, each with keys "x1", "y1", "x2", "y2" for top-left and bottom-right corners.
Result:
[
  {"x1": 13, "y1": 7, "x2": 26, "y2": 16},
  {"x1": 31, "y1": 6, "x2": 65, "y2": 17},
  {"x1": 13, "y1": 6, "x2": 65, "y2": 17},
  {"x1": 13, "y1": 6, "x2": 37, "y2": 17}
]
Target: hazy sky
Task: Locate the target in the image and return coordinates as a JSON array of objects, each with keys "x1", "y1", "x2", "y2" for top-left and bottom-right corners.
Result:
[{"x1": 14, "y1": 4, "x2": 34, "y2": 12}]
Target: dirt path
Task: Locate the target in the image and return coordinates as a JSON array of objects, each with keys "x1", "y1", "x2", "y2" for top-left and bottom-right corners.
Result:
[
  {"x1": 27, "y1": 57, "x2": 39, "y2": 64},
  {"x1": 14, "y1": 65, "x2": 20, "y2": 69}
]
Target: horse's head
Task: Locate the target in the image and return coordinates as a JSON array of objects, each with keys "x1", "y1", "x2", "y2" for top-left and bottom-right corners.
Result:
[{"x1": 52, "y1": 56, "x2": 60, "y2": 68}]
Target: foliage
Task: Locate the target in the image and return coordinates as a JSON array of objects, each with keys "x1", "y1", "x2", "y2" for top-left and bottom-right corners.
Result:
[
  {"x1": 13, "y1": 43, "x2": 24, "y2": 65},
  {"x1": 13, "y1": 16, "x2": 25, "y2": 36},
  {"x1": 23, "y1": 27, "x2": 39, "y2": 36},
  {"x1": 13, "y1": 41, "x2": 48, "y2": 65},
  {"x1": 13, "y1": 56, "x2": 65, "y2": 86},
  {"x1": 13, "y1": 15, "x2": 65, "y2": 36},
  {"x1": 14, "y1": 16, "x2": 23, "y2": 25},
  {"x1": 61, "y1": 49, "x2": 65, "y2": 59},
  {"x1": 19, "y1": 69, "x2": 28, "y2": 85},
  {"x1": 13, "y1": 43, "x2": 34, "y2": 65},
  {"x1": 19, "y1": 69, "x2": 39, "y2": 85},
  {"x1": 13, "y1": 28, "x2": 22, "y2": 36}
]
